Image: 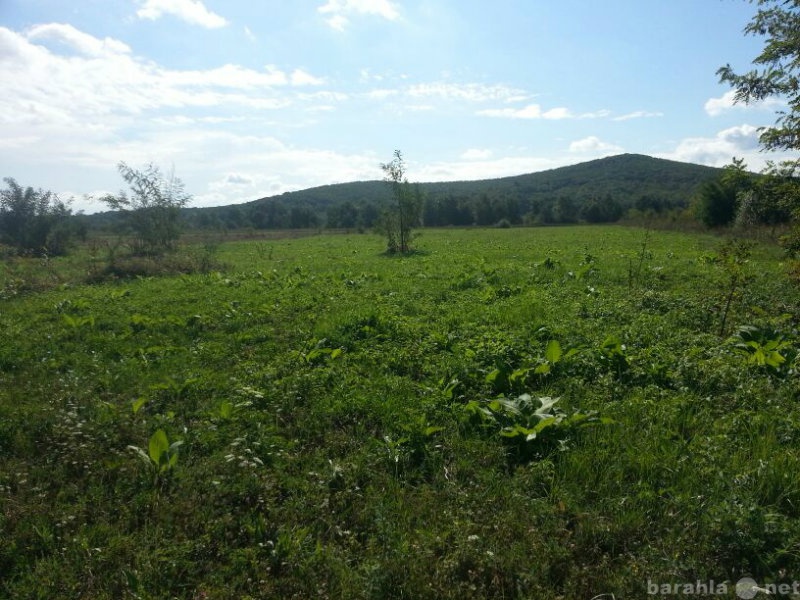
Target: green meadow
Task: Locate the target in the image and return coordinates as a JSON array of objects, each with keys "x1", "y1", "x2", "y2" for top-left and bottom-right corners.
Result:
[{"x1": 1, "y1": 226, "x2": 799, "y2": 599}]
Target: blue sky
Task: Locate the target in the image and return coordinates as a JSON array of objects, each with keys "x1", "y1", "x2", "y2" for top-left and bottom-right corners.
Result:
[{"x1": 0, "y1": 0, "x2": 791, "y2": 212}]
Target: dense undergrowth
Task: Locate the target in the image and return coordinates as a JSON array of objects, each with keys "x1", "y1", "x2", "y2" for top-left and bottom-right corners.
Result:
[{"x1": 1, "y1": 226, "x2": 798, "y2": 599}]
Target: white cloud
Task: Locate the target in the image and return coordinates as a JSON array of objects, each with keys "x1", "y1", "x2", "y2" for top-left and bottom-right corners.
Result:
[
  {"x1": 325, "y1": 15, "x2": 349, "y2": 31},
  {"x1": 192, "y1": 142, "x2": 381, "y2": 207},
  {"x1": 0, "y1": 25, "x2": 325, "y2": 134},
  {"x1": 318, "y1": 0, "x2": 400, "y2": 30},
  {"x1": 542, "y1": 107, "x2": 573, "y2": 119},
  {"x1": 26, "y1": 23, "x2": 131, "y2": 56},
  {"x1": 659, "y1": 124, "x2": 772, "y2": 167},
  {"x1": 407, "y1": 82, "x2": 525, "y2": 103},
  {"x1": 461, "y1": 148, "x2": 493, "y2": 160},
  {"x1": 416, "y1": 155, "x2": 567, "y2": 182},
  {"x1": 366, "y1": 88, "x2": 398, "y2": 100},
  {"x1": 478, "y1": 103, "x2": 608, "y2": 120},
  {"x1": 704, "y1": 90, "x2": 737, "y2": 117},
  {"x1": 613, "y1": 110, "x2": 664, "y2": 121},
  {"x1": 0, "y1": 22, "x2": 347, "y2": 207},
  {"x1": 225, "y1": 173, "x2": 254, "y2": 185},
  {"x1": 478, "y1": 104, "x2": 543, "y2": 119},
  {"x1": 136, "y1": 0, "x2": 229, "y2": 28},
  {"x1": 291, "y1": 69, "x2": 325, "y2": 86},
  {"x1": 569, "y1": 136, "x2": 623, "y2": 154},
  {"x1": 169, "y1": 64, "x2": 290, "y2": 88},
  {"x1": 705, "y1": 90, "x2": 785, "y2": 117}
]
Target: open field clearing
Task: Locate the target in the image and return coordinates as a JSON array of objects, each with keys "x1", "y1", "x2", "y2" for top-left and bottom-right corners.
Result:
[{"x1": 1, "y1": 226, "x2": 799, "y2": 599}]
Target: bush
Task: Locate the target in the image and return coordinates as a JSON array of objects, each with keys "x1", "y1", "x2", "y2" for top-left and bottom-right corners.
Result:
[{"x1": 0, "y1": 178, "x2": 74, "y2": 256}]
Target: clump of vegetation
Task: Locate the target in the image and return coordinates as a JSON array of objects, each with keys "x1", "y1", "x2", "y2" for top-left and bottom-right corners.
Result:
[
  {"x1": 100, "y1": 162, "x2": 192, "y2": 255},
  {"x1": 0, "y1": 177, "x2": 74, "y2": 256}
]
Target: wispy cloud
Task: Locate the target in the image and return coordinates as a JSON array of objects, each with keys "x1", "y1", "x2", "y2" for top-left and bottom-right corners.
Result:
[
  {"x1": 26, "y1": 22, "x2": 131, "y2": 56},
  {"x1": 478, "y1": 103, "x2": 609, "y2": 120},
  {"x1": 569, "y1": 136, "x2": 623, "y2": 154},
  {"x1": 225, "y1": 173, "x2": 254, "y2": 185},
  {"x1": 407, "y1": 82, "x2": 525, "y2": 103},
  {"x1": 318, "y1": 0, "x2": 400, "y2": 31},
  {"x1": 461, "y1": 148, "x2": 493, "y2": 160},
  {"x1": 136, "y1": 0, "x2": 229, "y2": 29},
  {"x1": 291, "y1": 69, "x2": 325, "y2": 86},
  {"x1": 613, "y1": 110, "x2": 663, "y2": 121}
]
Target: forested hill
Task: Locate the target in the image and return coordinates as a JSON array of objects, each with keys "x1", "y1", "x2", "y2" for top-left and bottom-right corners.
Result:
[{"x1": 157, "y1": 154, "x2": 724, "y2": 230}]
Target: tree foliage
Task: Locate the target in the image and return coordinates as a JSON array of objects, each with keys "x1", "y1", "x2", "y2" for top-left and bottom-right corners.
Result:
[
  {"x1": 718, "y1": 1, "x2": 800, "y2": 246},
  {"x1": 693, "y1": 159, "x2": 755, "y2": 228},
  {"x1": 101, "y1": 162, "x2": 191, "y2": 254},
  {"x1": 0, "y1": 177, "x2": 73, "y2": 255},
  {"x1": 694, "y1": 179, "x2": 739, "y2": 228},
  {"x1": 717, "y1": 1, "x2": 800, "y2": 154},
  {"x1": 380, "y1": 150, "x2": 423, "y2": 253}
]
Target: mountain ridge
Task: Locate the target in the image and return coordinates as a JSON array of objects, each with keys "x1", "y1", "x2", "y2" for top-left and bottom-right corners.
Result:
[
  {"x1": 85, "y1": 153, "x2": 723, "y2": 229},
  {"x1": 242, "y1": 153, "x2": 720, "y2": 208}
]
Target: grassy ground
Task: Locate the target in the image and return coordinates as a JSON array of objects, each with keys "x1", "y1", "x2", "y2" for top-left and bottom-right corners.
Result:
[{"x1": 1, "y1": 226, "x2": 798, "y2": 599}]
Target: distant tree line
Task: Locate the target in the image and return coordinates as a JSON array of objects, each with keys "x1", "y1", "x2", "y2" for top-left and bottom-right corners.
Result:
[
  {"x1": 174, "y1": 189, "x2": 677, "y2": 232},
  {"x1": 8, "y1": 149, "x2": 800, "y2": 263},
  {"x1": 168, "y1": 153, "x2": 715, "y2": 232}
]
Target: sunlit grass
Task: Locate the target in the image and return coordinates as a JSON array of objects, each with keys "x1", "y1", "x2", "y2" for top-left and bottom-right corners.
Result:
[{"x1": 1, "y1": 225, "x2": 798, "y2": 598}]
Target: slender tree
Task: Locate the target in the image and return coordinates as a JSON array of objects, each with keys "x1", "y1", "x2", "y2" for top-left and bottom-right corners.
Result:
[{"x1": 379, "y1": 150, "x2": 422, "y2": 253}]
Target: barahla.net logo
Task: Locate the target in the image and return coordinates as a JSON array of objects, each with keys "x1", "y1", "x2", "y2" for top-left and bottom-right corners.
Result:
[{"x1": 644, "y1": 576, "x2": 800, "y2": 598}]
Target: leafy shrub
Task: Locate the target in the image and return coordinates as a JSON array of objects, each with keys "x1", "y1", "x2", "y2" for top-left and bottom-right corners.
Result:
[
  {"x1": 464, "y1": 394, "x2": 612, "y2": 465},
  {"x1": 731, "y1": 324, "x2": 795, "y2": 374},
  {"x1": 0, "y1": 178, "x2": 74, "y2": 256}
]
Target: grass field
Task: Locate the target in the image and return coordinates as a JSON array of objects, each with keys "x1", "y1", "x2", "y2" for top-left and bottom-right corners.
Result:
[{"x1": 1, "y1": 226, "x2": 799, "y2": 599}]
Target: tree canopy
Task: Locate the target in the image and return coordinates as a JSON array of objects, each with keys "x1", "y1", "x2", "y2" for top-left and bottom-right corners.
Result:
[
  {"x1": 717, "y1": 0, "x2": 800, "y2": 248},
  {"x1": 718, "y1": 0, "x2": 800, "y2": 154}
]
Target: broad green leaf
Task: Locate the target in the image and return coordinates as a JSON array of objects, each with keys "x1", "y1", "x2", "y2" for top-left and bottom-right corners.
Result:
[
  {"x1": 534, "y1": 416, "x2": 559, "y2": 433},
  {"x1": 545, "y1": 340, "x2": 562, "y2": 364},
  {"x1": 602, "y1": 335, "x2": 622, "y2": 352},
  {"x1": 534, "y1": 396, "x2": 560, "y2": 416},
  {"x1": 485, "y1": 369, "x2": 502, "y2": 384},
  {"x1": 765, "y1": 352, "x2": 786, "y2": 368},
  {"x1": 510, "y1": 367, "x2": 531, "y2": 382},
  {"x1": 534, "y1": 363, "x2": 551, "y2": 375},
  {"x1": 218, "y1": 400, "x2": 234, "y2": 419},
  {"x1": 131, "y1": 397, "x2": 148, "y2": 415},
  {"x1": 148, "y1": 429, "x2": 169, "y2": 465}
]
